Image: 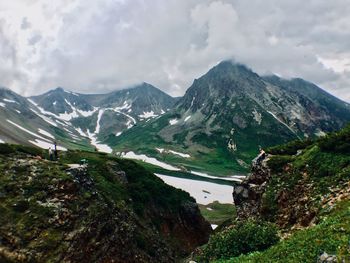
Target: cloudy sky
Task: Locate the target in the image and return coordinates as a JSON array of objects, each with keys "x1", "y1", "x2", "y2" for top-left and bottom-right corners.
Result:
[{"x1": 0, "y1": 0, "x2": 349, "y2": 101}]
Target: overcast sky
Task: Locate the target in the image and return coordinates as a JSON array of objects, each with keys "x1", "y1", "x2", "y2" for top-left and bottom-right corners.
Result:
[{"x1": 0, "y1": 0, "x2": 349, "y2": 102}]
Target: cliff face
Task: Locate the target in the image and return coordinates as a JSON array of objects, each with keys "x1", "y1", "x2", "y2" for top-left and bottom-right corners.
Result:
[
  {"x1": 233, "y1": 125, "x2": 350, "y2": 231},
  {"x1": 0, "y1": 144, "x2": 211, "y2": 262}
]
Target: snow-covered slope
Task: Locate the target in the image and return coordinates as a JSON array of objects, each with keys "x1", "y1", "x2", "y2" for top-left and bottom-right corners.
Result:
[{"x1": 0, "y1": 83, "x2": 176, "y2": 153}]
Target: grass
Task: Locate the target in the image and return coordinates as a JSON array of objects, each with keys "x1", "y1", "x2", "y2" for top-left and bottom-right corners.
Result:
[{"x1": 199, "y1": 201, "x2": 236, "y2": 225}]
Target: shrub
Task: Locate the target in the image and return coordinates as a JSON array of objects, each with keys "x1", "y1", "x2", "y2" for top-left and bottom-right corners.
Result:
[
  {"x1": 15, "y1": 145, "x2": 43, "y2": 156},
  {"x1": 318, "y1": 124, "x2": 350, "y2": 154},
  {"x1": 0, "y1": 144, "x2": 15, "y2": 154},
  {"x1": 267, "y1": 139, "x2": 313, "y2": 155},
  {"x1": 196, "y1": 220, "x2": 279, "y2": 262},
  {"x1": 267, "y1": 155, "x2": 294, "y2": 173}
]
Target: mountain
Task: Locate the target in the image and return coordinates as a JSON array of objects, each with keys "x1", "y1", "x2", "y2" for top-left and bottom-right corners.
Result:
[
  {"x1": 28, "y1": 83, "x2": 176, "y2": 149},
  {"x1": 0, "y1": 87, "x2": 92, "y2": 151},
  {"x1": 1, "y1": 61, "x2": 350, "y2": 175},
  {"x1": 30, "y1": 87, "x2": 96, "y2": 119},
  {"x1": 0, "y1": 83, "x2": 176, "y2": 153},
  {"x1": 196, "y1": 124, "x2": 350, "y2": 262},
  {"x1": 0, "y1": 144, "x2": 211, "y2": 262},
  {"x1": 107, "y1": 61, "x2": 350, "y2": 175}
]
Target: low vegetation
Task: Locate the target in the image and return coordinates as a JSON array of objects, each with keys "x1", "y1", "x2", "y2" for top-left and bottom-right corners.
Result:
[
  {"x1": 215, "y1": 200, "x2": 350, "y2": 263},
  {"x1": 199, "y1": 201, "x2": 236, "y2": 225},
  {"x1": 196, "y1": 220, "x2": 279, "y2": 262}
]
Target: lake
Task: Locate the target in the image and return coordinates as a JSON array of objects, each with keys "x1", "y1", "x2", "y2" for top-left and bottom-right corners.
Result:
[{"x1": 155, "y1": 173, "x2": 235, "y2": 205}]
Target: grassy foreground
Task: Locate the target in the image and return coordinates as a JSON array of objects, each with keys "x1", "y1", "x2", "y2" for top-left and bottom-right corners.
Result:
[{"x1": 216, "y1": 200, "x2": 350, "y2": 263}]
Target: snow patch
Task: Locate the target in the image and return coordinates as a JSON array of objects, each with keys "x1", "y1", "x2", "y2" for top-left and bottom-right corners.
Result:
[
  {"x1": 29, "y1": 139, "x2": 67, "y2": 151},
  {"x1": 156, "y1": 148, "x2": 164, "y2": 153},
  {"x1": 77, "y1": 107, "x2": 98, "y2": 117},
  {"x1": 315, "y1": 130, "x2": 326, "y2": 137},
  {"x1": 113, "y1": 101, "x2": 131, "y2": 111},
  {"x1": 191, "y1": 170, "x2": 244, "y2": 182},
  {"x1": 121, "y1": 152, "x2": 180, "y2": 171},
  {"x1": 7, "y1": 120, "x2": 51, "y2": 141},
  {"x1": 64, "y1": 90, "x2": 79, "y2": 96},
  {"x1": 168, "y1": 150, "x2": 191, "y2": 158},
  {"x1": 56, "y1": 100, "x2": 79, "y2": 121},
  {"x1": 190, "y1": 97, "x2": 196, "y2": 107},
  {"x1": 38, "y1": 129, "x2": 55, "y2": 139},
  {"x1": 83, "y1": 109, "x2": 113, "y2": 153},
  {"x1": 0, "y1": 102, "x2": 5, "y2": 108},
  {"x1": 169, "y1": 118, "x2": 179, "y2": 125},
  {"x1": 107, "y1": 104, "x2": 136, "y2": 126},
  {"x1": 30, "y1": 109, "x2": 58, "y2": 127},
  {"x1": 184, "y1": 116, "x2": 191, "y2": 122},
  {"x1": 87, "y1": 130, "x2": 113, "y2": 153},
  {"x1": 3, "y1": 98, "x2": 17, "y2": 104},
  {"x1": 0, "y1": 139, "x2": 4, "y2": 143},
  {"x1": 94, "y1": 109, "x2": 104, "y2": 134},
  {"x1": 55, "y1": 120, "x2": 68, "y2": 127},
  {"x1": 139, "y1": 111, "x2": 158, "y2": 119},
  {"x1": 156, "y1": 148, "x2": 191, "y2": 158},
  {"x1": 227, "y1": 139, "x2": 237, "y2": 151},
  {"x1": 75, "y1": 128, "x2": 88, "y2": 137},
  {"x1": 28, "y1": 99, "x2": 57, "y2": 117},
  {"x1": 116, "y1": 132, "x2": 122, "y2": 137},
  {"x1": 211, "y1": 224, "x2": 218, "y2": 230},
  {"x1": 30, "y1": 97, "x2": 97, "y2": 121},
  {"x1": 15, "y1": 110, "x2": 21, "y2": 114}
]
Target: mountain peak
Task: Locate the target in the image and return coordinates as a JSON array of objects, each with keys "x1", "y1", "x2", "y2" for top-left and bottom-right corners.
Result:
[
  {"x1": 213, "y1": 60, "x2": 255, "y2": 74},
  {"x1": 54, "y1": 87, "x2": 65, "y2": 92}
]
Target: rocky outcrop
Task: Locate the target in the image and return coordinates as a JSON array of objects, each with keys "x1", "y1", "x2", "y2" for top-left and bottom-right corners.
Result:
[
  {"x1": 232, "y1": 155, "x2": 330, "y2": 230},
  {"x1": 232, "y1": 158, "x2": 271, "y2": 220}
]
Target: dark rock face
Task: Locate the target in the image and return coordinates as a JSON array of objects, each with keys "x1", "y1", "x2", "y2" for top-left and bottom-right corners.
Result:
[{"x1": 152, "y1": 201, "x2": 212, "y2": 256}]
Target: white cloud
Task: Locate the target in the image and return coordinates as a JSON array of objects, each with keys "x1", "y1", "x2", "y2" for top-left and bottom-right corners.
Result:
[{"x1": 0, "y1": 0, "x2": 349, "y2": 102}]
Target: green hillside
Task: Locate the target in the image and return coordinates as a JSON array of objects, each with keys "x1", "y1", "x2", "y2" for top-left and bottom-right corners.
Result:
[
  {"x1": 0, "y1": 144, "x2": 211, "y2": 262},
  {"x1": 195, "y1": 124, "x2": 350, "y2": 262}
]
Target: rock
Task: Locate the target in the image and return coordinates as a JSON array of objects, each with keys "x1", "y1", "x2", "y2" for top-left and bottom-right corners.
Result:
[
  {"x1": 232, "y1": 158, "x2": 271, "y2": 220},
  {"x1": 319, "y1": 252, "x2": 329, "y2": 261},
  {"x1": 318, "y1": 252, "x2": 337, "y2": 263}
]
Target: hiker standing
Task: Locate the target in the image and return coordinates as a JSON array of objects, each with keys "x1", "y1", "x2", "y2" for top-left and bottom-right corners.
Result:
[
  {"x1": 49, "y1": 147, "x2": 54, "y2": 161},
  {"x1": 54, "y1": 141, "x2": 58, "y2": 160}
]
